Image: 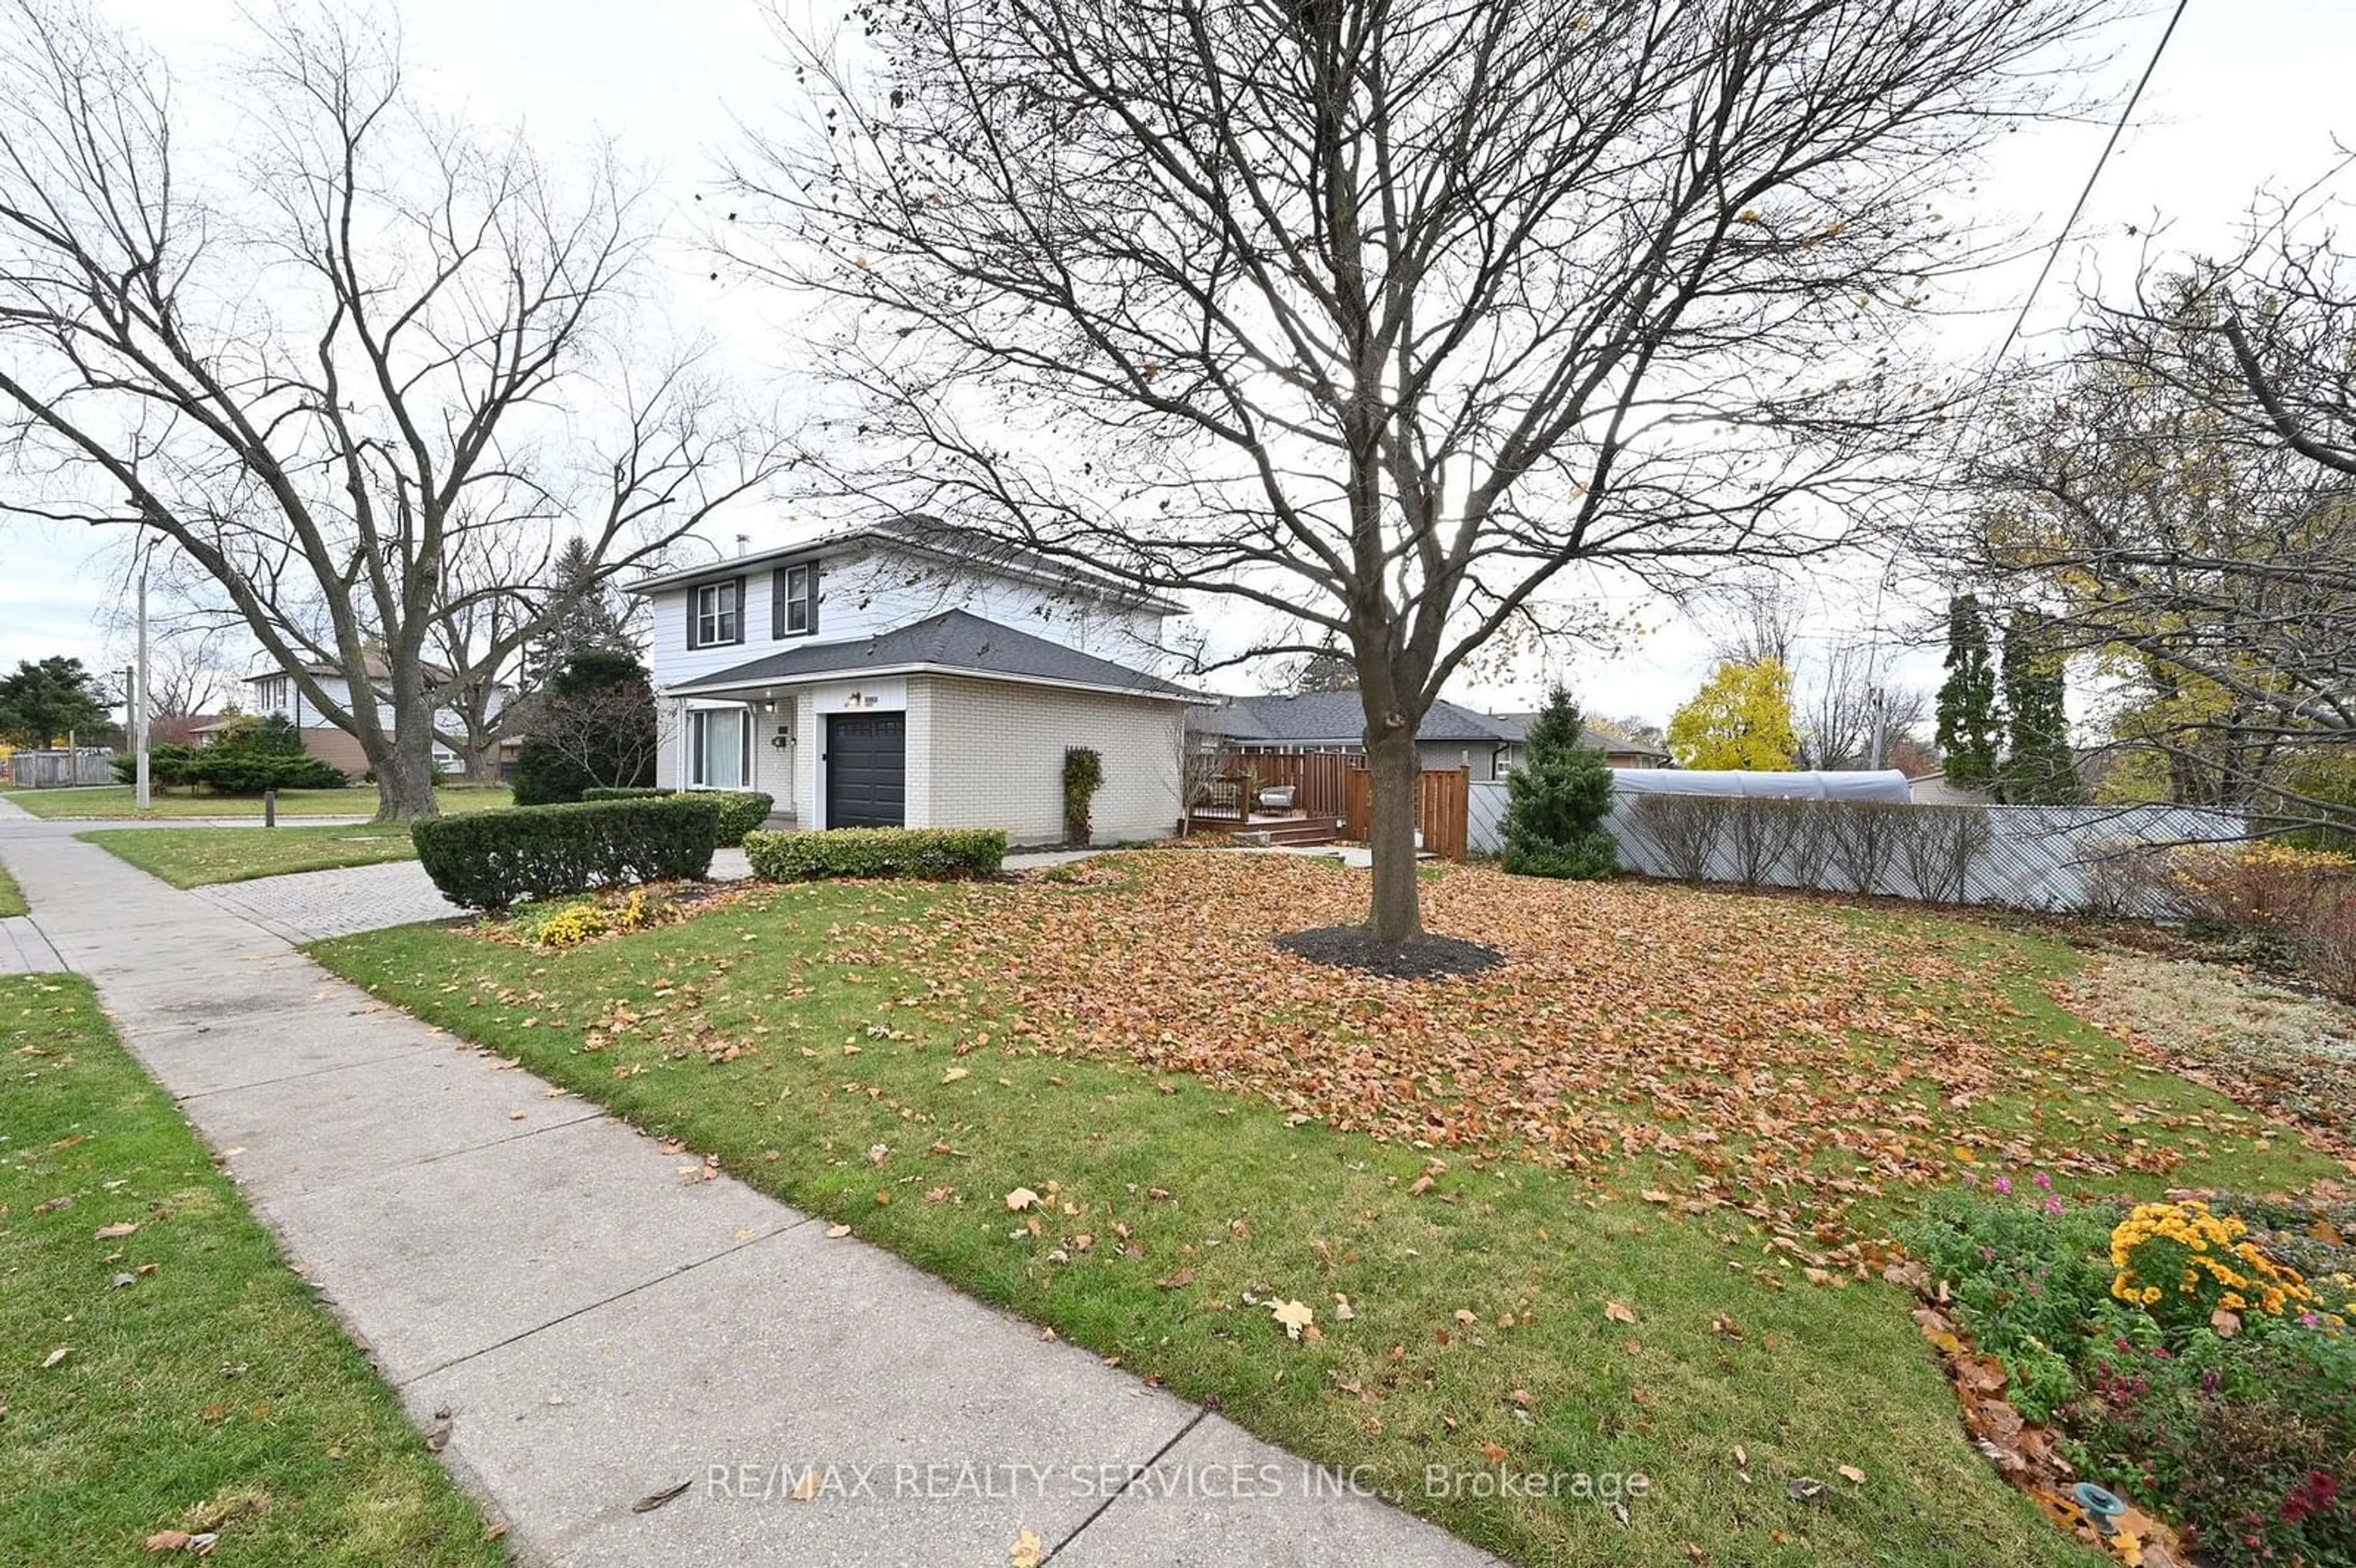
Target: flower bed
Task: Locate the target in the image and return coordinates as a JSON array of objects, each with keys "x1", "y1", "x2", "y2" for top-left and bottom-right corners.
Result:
[{"x1": 1901, "y1": 1180, "x2": 2355, "y2": 1567}]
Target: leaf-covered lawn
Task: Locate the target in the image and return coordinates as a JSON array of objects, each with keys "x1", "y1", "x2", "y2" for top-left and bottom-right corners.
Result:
[
  {"x1": 0, "y1": 859, "x2": 24, "y2": 917},
  {"x1": 310, "y1": 851, "x2": 2344, "y2": 1568},
  {"x1": 0, "y1": 784, "x2": 510, "y2": 821},
  {"x1": 80, "y1": 824, "x2": 419, "y2": 888},
  {"x1": 0, "y1": 975, "x2": 499, "y2": 1566}
]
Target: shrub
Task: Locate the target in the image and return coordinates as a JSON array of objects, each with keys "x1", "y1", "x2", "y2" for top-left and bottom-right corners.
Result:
[
  {"x1": 1063, "y1": 747, "x2": 1103, "y2": 845},
  {"x1": 1500, "y1": 686, "x2": 1617, "y2": 880},
  {"x1": 501, "y1": 886, "x2": 680, "y2": 949},
  {"x1": 744, "y1": 826, "x2": 1006, "y2": 882},
  {"x1": 2070, "y1": 1326, "x2": 2356, "y2": 1568},
  {"x1": 702, "y1": 790, "x2": 774, "y2": 847},
  {"x1": 2162, "y1": 843, "x2": 2356, "y2": 999},
  {"x1": 2108, "y1": 1199, "x2": 2315, "y2": 1327},
  {"x1": 1900, "y1": 1184, "x2": 2123, "y2": 1420},
  {"x1": 411, "y1": 796, "x2": 719, "y2": 910},
  {"x1": 113, "y1": 739, "x2": 346, "y2": 793},
  {"x1": 196, "y1": 750, "x2": 350, "y2": 793},
  {"x1": 1620, "y1": 791, "x2": 1731, "y2": 882},
  {"x1": 580, "y1": 786, "x2": 668, "y2": 801}
]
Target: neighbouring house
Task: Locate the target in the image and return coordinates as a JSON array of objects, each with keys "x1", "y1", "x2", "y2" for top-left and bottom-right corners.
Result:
[
  {"x1": 1906, "y1": 769, "x2": 1996, "y2": 806},
  {"x1": 628, "y1": 518, "x2": 1198, "y2": 844},
  {"x1": 235, "y1": 656, "x2": 493, "y2": 778},
  {"x1": 1190, "y1": 692, "x2": 1529, "y2": 779},
  {"x1": 1487, "y1": 710, "x2": 1673, "y2": 770},
  {"x1": 150, "y1": 713, "x2": 229, "y2": 750}
]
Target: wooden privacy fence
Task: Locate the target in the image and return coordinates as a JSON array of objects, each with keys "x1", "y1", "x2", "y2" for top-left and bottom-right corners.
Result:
[
  {"x1": 1199, "y1": 751, "x2": 1358, "y2": 818},
  {"x1": 1199, "y1": 750, "x2": 1471, "y2": 859},
  {"x1": 1344, "y1": 766, "x2": 1469, "y2": 861}
]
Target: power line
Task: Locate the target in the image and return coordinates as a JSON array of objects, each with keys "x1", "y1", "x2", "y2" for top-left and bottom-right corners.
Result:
[
  {"x1": 1978, "y1": 0, "x2": 2193, "y2": 401},
  {"x1": 1864, "y1": 0, "x2": 2193, "y2": 704}
]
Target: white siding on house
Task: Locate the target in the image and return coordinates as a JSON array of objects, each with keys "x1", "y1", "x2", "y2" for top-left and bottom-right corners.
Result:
[
  {"x1": 914, "y1": 675, "x2": 1184, "y2": 845},
  {"x1": 643, "y1": 545, "x2": 1169, "y2": 696}
]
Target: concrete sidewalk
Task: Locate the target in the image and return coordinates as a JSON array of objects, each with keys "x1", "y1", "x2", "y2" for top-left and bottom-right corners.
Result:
[{"x1": 0, "y1": 810, "x2": 1493, "y2": 1567}]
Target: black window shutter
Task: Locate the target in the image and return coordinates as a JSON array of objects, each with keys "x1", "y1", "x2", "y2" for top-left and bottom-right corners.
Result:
[
  {"x1": 771, "y1": 569, "x2": 785, "y2": 639},
  {"x1": 685, "y1": 587, "x2": 699, "y2": 650},
  {"x1": 733, "y1": 575, "x2": 746, "y2": 643}
]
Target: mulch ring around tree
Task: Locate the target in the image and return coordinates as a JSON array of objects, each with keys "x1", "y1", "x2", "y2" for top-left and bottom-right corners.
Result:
[{"x1": 1273, "y1": 924, "x2": 1504, "y2": 978}]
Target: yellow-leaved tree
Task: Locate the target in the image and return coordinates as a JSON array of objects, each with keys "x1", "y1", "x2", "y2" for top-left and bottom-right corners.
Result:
[{"x1": 1666, "y1": 659, "x2": 1801, "y2": 770}]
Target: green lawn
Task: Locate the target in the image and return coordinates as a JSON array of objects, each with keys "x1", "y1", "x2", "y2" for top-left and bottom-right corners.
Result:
[
  {"x1": 1, "y1": 784, "x2": 510, "y2": 821},
  {"x1": 0, "y1": 975, "x2": 501, "y2": 1566},
  {"x1": 80, "y1": 824, "x2": 420, "y2": 888},
  {"x1": 307, "y1": 855, "x2": 2344, "y2": 1567},
  {"x1": 0, "y1": 860, "x2": 23, "y2": 917}
]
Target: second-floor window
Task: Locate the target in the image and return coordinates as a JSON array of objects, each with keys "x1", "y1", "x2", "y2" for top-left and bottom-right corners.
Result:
[
  {"x1": 690, "y1": 578, "x2": 744, "y2": 649},
  {"x1": 776, "y1": 561, "x2": 818, "y2": 637}
]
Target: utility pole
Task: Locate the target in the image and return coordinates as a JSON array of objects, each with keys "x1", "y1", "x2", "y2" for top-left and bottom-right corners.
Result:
[{"x1": 134, "y1": 550, "x2": 151, "y2": 810}]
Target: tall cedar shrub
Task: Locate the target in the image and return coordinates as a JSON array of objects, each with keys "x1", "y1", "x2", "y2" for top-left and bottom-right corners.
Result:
[
  {"x1": 2000, "y1": 608, "x2": 2082, "y2": 804},
  {"x1": 1936, "y1": 594, "x2": 2002, "y2": 791},
  {"x1": 1062, "y1": 747, "x2": 1103, "y2": 844},
  {"x1": 1501, "y1": 687, "x2": 1618, "y2": 879}
]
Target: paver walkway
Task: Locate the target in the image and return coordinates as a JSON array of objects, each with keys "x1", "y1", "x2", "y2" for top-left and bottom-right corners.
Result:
[{"x1": 0, "y1": 809, "x2": 1492, "y2": 1567}]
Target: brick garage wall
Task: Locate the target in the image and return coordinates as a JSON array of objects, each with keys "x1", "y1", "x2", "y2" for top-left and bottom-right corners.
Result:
[
  {"x1": 913, "y1": 676, "x2": 1184, "y2": 844},
  {"x1": 297, "y1": 726, "x2": 371, "y2": 779}
]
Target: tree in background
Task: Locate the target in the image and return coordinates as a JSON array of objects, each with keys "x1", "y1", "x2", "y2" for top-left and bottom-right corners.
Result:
[
  {"x1": 0, "y1": 5, "x2": 780, "y2": 822},
  {"x1": 0, "y1": 657, "x2": 112, "y2": 746},
  {"x1": 1935, "y1": 596, "x2": 2002, "y2": 791},
  {"x1": 1276, "y1": 646, "x2": 1360, "y2": 698},
  {"x1": 1667, "y1": 660, "x2": 1800, "y2": 771},
  {"x1": 512, "y1": 651, "x2": 660, "y2": 806},
  {"x1": 2000, "y1": 609, "x2": 2081, "y2": 804},
  {"x1": 521, "y1": 537, "x2": 644, "y2": 688},
  {"x1": 1933, "y1": 178, "x2": 2356, "y2": 833},
  {"x1": 730, "y1": 0, "x2": 2113, "y2": 946},
  {"x1": 1500, "y1": 688, "x2": 1617, "y2": 880}
]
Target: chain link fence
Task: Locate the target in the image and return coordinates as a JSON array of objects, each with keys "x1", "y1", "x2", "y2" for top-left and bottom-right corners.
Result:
[{"x1": 1467, "y1": 779, "x2": 2245, "y2": 914}]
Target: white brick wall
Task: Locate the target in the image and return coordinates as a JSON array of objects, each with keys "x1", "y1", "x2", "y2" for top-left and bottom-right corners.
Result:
[{"x1": 913, "y1": 675, "x2": 1185, "y2": 845}]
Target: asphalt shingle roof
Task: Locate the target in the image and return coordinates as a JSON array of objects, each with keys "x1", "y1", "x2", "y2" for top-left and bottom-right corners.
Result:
[
  {"x1": 1195, "y1": 692, "x2": 1524, "y2": 745},
  {"x1": 677, "y1": 609, "x2": 1196, "y2": 699}
]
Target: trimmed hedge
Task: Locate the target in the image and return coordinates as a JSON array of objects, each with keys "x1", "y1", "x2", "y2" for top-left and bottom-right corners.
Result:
[
  {"x1": 744, "y1": 826, "x2": 1006, "y2": 882},
  {"x1": 411, "y1": 797, "x2": 720, "y2": 910},
  {"x1": 575, "y1": 787, "x2": 772, "y2": 846}
]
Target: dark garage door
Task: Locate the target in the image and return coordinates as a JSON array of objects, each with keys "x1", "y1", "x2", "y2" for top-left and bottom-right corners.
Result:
[{"x1": 825, "y1": 711, "x2": 906, "y2": 828}]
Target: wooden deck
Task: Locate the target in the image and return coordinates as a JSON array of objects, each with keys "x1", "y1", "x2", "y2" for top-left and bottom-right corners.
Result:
[{"x1": 1177, "y1": 810, "x2": 1345, "y2": 847}]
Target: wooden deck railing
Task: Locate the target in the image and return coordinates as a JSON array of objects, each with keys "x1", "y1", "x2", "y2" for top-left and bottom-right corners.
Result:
[{"x1": 1200, "y1": 750, "x2": 1469, "y2": 860}]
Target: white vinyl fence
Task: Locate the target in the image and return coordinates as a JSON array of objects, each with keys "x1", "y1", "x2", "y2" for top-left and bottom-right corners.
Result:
[{"x1": 1468, "y1": 780, "x2": 2245, "y2": 914}]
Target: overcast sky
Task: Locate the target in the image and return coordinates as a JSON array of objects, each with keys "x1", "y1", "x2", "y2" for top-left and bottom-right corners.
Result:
[{"x1": 3, "y1": 0, "x2": 2349, "y2": 726}]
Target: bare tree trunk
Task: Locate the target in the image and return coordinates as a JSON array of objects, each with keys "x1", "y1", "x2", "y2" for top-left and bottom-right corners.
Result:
[
  {"x1": 1365, "y1": 726, "x2": 1423, "y2": 944},
  {"x1": 372, "y1": 738, "x2": 439, "y2": 823}
]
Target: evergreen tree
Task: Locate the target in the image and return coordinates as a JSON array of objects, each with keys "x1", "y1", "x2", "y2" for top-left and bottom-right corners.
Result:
[
  {"x1": 522, "y1": 538, "x2": 634, "y2": 690},
  {"x1": 512, "y1": 649, "x2": 660, "y2": 805},
  {"x1": 1500, "y1": 686, "x2": 1618, "y2": 880},
  {"x1": 2000, "y1": 609, "x2": 2081, "y2": 804},
  {"x1": 1934, "y1": 594, "x2": 2001, "y2": 791},
  {"x1": 0, "y1": 656, "x2": 113, "y2": 746}
]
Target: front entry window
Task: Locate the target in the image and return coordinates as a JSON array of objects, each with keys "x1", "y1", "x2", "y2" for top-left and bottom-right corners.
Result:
[{"x1": 689, "y1": 707, "x2": 750, "y2": 789}]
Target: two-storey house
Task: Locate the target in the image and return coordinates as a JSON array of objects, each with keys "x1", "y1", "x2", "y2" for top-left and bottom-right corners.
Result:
[
  {"x1": 241, "y1": 656, "x2": 482, "y2": 777},
  {"x1": 629, "y1": 517, "x2": 1197, "y2": 843}
]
